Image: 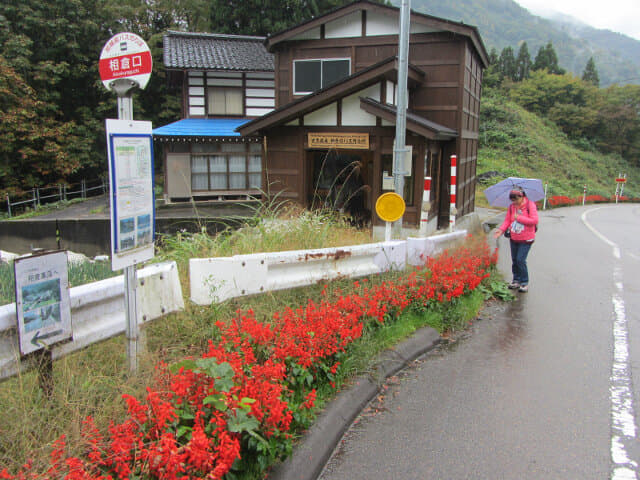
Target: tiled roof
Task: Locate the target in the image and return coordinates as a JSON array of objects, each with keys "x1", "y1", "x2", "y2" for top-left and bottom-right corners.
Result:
[
  {"x1": 152, "y1": 118, "x2": 252, "y2": 138},
  {"x1": 163, "y1": 31, "x2": 274, "y2": 71}
]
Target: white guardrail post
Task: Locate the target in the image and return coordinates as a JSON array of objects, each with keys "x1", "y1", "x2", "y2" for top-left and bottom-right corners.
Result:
[{"x1": 0, "y1": 261, "x2": 184, "y2": 381}]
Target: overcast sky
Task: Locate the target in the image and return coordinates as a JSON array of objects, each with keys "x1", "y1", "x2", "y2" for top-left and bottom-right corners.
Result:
[{"x1": 514, "y1": 0, "x2": 640, "y2": 41}]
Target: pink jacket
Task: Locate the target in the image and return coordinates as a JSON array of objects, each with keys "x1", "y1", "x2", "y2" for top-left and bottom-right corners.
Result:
[{"x1": 499, "y1": 198, "x2": 538, "y2": 242}]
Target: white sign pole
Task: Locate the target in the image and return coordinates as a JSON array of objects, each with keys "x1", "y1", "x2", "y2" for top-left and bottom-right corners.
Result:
[
  {"x1": 100, "y1": 32, "x2": 154, "y2": 374},
  {"x1": 115, "y1": 80, "x2": 138, "y2": 373}
]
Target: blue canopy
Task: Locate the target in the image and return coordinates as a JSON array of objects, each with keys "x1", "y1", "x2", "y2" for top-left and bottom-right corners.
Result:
[{"x1": 152, "y1": 118, "x2": 251, "y2": 138}]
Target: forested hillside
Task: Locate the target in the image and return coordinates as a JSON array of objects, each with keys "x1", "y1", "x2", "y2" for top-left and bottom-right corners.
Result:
[
  {"x1": 478, "y1": 72, "x2": 640, "y2": 199},
  {"x1": 408, "y1": 0, "x2": 640, "y2": 87},
  {"x1": 0, "y1": 0, "x2": 639, "y2": 202}
]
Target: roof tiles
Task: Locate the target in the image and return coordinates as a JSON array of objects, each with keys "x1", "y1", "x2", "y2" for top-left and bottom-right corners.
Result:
[{"x1": 163, "y1": 31, "x2": 274, "y2": 71}]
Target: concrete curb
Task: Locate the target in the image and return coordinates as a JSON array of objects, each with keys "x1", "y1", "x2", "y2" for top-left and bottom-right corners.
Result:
[{"x1": 268, "y1": 326, "x2": 441, "y2": 480}]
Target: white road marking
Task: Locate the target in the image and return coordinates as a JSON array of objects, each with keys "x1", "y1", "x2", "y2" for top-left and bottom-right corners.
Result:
[{"x1": 582, "y1": 208, "x2": 638, "y2": 479}]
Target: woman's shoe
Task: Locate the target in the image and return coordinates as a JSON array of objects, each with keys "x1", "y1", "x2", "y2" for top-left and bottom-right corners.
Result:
[
  {"x1": 518, "y1": 285, "x2": 529, "y2": 292},
  {"x1": 508, "y1": 282, "x2": 520, "y2": 289}
]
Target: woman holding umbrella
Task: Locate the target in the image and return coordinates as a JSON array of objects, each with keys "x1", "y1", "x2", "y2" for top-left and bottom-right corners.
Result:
[{"x1": 492, "y1": 186, "x2": 539, "y2": 292}]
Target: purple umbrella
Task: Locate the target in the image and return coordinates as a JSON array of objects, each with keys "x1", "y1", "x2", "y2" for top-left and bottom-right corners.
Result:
[{"x1": 483, "y1": 177, "x2": 544, "y2": 208}]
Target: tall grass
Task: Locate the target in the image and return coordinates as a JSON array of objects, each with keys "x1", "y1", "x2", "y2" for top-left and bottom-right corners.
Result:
[
  {"x1": 0, "y1": 260, "x2": 117, "y2": 305},
  {"x1": 0, "y1": 207, "x2": 375, "y2": 472}
]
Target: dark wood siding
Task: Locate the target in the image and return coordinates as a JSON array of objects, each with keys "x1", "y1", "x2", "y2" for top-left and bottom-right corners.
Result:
[
  {"x1": 456, "y1": 42, "x2": 483, "y2": 217},
  {"x1": 269, "y1": 25, "x2": 485, "y2": 228}
]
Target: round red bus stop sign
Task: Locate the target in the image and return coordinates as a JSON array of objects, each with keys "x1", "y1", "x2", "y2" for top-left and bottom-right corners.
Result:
[{"x1": 99, "y1": 32, "x2": 152, "y2": 91}]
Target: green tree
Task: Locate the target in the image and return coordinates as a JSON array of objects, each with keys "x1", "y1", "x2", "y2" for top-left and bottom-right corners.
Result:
[
  {"x1": 498, "y1": 46, "x2": 517, "y2": 81},
  {"x1": 483, "y1": 47, "x2": 502, "y2": 89},
  {"x1": 208, "y1": 0, "x2": 372, "y2": 36},
  {"x1": 509, "y1": 70, "x2": 588, "y2": 116},
  {"x1": 582, "y1": 57, "x2": 600, "y2": 87},
  {"x1": 514, "y1": 42, "x2": 531, "y2": 82},
  {"x1": 0, "y1": 55, "x2": 83, "y2": 192},
  {"x1": 593, "y1": 85, "x2": 640, "y2": 161},
  {"x1": 532, "y1": 42, "x2": 565, "y2": 75}
]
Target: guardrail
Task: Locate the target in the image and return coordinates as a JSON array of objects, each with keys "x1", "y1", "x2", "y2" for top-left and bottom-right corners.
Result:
[
  {"x1": 190, "y1": 231, "x2": 467, "y2": 305},
  {"x1": 4, "y1": 178, "x2": 108, "y2": 217},
  {"x1": 0, "y1": 261, "x2": 184, "y2": 381}
]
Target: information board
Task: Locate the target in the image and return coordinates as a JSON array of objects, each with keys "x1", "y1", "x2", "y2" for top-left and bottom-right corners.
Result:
[
  {"x1": 14, "y1": 251, "x2": 72, "y2": 355},
  {"x1": 106, "y1": 119, "x2": 155, "y2": 270}
]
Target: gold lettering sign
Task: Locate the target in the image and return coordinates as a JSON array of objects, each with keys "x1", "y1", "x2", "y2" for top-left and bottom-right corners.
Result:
[{"x1": 308, "y1": 133, "x2": 369, "y2": 150}]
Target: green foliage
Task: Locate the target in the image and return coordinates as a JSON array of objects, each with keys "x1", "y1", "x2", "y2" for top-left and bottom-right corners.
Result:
[
  {"x1": 514, "y1": 42, "x2": 531, "y2": 81},
  {"x1": 532, "y1": 42, "x2": 565, "y2": 74},
  {"x1": 508, "y1": 70, "x2": 588, "y2": 116},
  {"x1": 479, "y1": 85, "x2": 640, "y2": 198},
  {"x1": 411, "y1": 0, "x2": 640, "y2": 87},
  {"x1": 582, "y1": 57, "x2": 600, "y2": 87}
]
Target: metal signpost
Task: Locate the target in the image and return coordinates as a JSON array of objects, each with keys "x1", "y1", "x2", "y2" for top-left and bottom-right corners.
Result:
[
  {"x1": 100, "y1": 32, "x2": 154, "y2": 373},
  {"x1": 615, "y1": 174, "x2": 627, "y2": 203},
  {"x1": 375, "y1": 192, "x2": 406, "y2": 241},
  {"x1": 14, "y1": 251, "x2": 72, "y2": 395}
]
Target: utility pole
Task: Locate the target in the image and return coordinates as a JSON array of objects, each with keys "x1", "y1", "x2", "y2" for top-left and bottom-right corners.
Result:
[{"x1": 392, "y1": 0, "x2": 411, "y2": 234}]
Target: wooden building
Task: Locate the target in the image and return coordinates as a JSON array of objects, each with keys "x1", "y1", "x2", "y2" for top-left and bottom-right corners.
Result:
[{"x1": 154, "y1": 0, "x2": 488, "y2": 231}]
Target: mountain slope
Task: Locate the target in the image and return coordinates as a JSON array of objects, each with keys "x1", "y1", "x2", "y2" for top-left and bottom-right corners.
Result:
[
  {"x1": 477, "y1": 90, "x2": 639, "y2": 199},
  {"x1": 404, "y1": 0, "x2": 640, "y2": 86}
]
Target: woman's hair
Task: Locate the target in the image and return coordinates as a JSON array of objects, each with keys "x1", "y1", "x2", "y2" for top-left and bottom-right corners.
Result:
[{"x1": 510, "y1": 186, "x2": 527, "y2": 197}]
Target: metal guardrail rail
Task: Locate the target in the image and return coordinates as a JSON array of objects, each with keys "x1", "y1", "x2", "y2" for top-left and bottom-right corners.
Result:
[
  {"x1": 190, "y1": 231, "x2": 467, "y2": 305},
  {"x1": 0, "y1": 261, "x2": 184, "y2": 381}
]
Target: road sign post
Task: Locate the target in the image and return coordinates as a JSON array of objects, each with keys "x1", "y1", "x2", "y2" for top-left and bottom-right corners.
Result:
[
  {"x1": 100, "y1": 33, "x2": 153, "y2": 373},
  {"x1": 615, "y1": 174, "x2": 627, "y2": 203},
  {"x1": 375, "y1": 192, "x2": 406, "y2": 241}
]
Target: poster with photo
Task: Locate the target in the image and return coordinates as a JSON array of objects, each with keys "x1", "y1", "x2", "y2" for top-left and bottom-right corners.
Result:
[
  {"x1": 14, "y1": 251, "x2": 72, "y2": 355},
  {"x1": 106, "y1": 119, "x2": 155, "y2": 271}
]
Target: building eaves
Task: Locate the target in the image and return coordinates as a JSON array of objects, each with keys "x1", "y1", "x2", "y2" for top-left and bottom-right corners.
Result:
[
  {"x1": 265, "y1": 0, "x2": 488, "y2": 67},
  {"x1": 359, "y1": 97, "x2": 458, "y2": 140},
  {"x1": 237, "y1": 56, "x2": 425, "y2": 136}
]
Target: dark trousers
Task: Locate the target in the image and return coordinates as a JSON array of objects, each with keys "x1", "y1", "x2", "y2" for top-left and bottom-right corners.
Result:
[{"x1": 510, "y1": 240, "x2": 533, "y2": 285}]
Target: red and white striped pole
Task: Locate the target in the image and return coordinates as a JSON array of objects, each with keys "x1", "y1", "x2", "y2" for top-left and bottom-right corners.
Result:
[
  {"x1": 419, "y1": 176, "x2": 431, "y2": 234},
  {"x1": 449, "y1": 154, "x2": 457, "y2": 231}
]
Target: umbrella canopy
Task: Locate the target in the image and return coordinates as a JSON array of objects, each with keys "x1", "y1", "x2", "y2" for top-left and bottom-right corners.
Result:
[{"x1": 483, "y1": 177, "x2": 544, "y2": 208}]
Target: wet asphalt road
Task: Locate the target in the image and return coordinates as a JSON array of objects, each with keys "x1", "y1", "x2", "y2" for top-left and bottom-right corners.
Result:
[{"x1": 319, "y1": 204, "x2": 640, "y2": 479}]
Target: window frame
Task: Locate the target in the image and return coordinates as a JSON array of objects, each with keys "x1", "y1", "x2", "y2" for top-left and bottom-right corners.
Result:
[
  {"x1": 293, "y1": 58, "x2": 351, "y2": 95},
  {"x1": 206, "y1": 86, "x2": 244, "y2": 116},
  {"x1": 190, "y1": 144, "x2": 263, "y2": 192}
]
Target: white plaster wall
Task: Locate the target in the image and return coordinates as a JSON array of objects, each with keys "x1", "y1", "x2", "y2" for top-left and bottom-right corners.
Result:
[
  {"x1": 366, "y1": 11, "x2": 398, "y2": 36},
  {"x1": 207, "y1": 78, "x2": 243, "y2": 87},
  {"x1": 366, "y1": 12, "x2": 438, "y2": 36},
  {"x1": 291, "y1": 26, "x2": 321, "y2": 40},
  {"x1": 342, "y1": 84, "x2": 380, "y2": 126},
  {"x1": 207, "y1": 71, "x2": 242, "y2": 78},
  {"x1": 246, "y1": 88, "x2": 275, "y2": 98},
  {"x1": 246, "y1": 97, "x2": 275, "y2": 108},
  {"x1": 325, "y1": 11, "x2": 362, "y2": 38},
  {"x1": 304, "y1": 103, "x2": 338, "y2": 126},
  {"x1": 247, "y1": 107, "x2": 273, "y2": 116},
  {"x1": 246, "y1": 79, "x2": 275, "y2": 88}
]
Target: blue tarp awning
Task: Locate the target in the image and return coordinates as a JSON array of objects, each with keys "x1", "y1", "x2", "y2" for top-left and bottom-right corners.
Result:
[{"x1": 152, "y1": 118, "x2": 251, "y2": 138}]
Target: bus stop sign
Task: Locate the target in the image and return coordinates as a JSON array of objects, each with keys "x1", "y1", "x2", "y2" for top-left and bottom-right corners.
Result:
[{"x1": 99, "y1": 32, "x2": 152, "y2": 91}]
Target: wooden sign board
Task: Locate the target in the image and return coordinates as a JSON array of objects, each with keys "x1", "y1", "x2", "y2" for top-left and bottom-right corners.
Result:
[{"x1": 308, "y1": 133, "x2": 369, "y2": 150}]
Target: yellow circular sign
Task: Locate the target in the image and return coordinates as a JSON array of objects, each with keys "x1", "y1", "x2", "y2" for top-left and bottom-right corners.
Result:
[{"x1": 375, "y1": 192, "x2": 406, "y2": 222}]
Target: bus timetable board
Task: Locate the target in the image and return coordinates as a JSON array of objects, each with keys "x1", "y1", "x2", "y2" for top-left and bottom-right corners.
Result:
[{"x1": 106, "y1": 119, "x2": 155, "y2": 271}]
